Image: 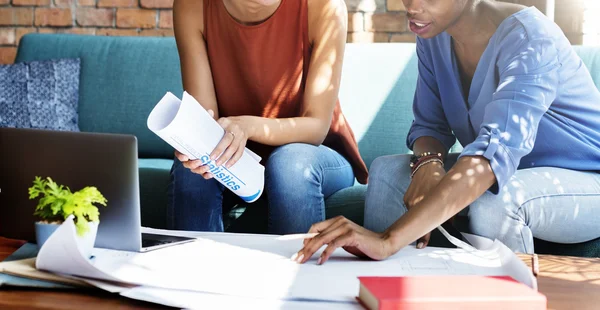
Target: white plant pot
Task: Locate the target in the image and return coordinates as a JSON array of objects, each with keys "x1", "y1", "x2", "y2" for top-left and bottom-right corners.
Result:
[{"x1": 78, "y1": 221, "x2": 98, "y2": 258}]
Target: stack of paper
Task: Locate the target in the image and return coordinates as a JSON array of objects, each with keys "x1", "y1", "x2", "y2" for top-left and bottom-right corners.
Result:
[
  {"x1": 147, "y1": 92, "x2": 265, "y2": 203},
  {"x1": 21, "y1": 216, "x2": 538, "y2": 309}
]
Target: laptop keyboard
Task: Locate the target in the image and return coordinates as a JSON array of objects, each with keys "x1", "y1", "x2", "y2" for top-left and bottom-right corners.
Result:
[{"x1": 141, "y1": 233, "x2": 193, "y2": 249}]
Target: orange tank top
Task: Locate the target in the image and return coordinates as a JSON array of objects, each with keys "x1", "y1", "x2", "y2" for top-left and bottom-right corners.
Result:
[{"x1": 203, "y1": 0, "x2": 368, "y2": 184}]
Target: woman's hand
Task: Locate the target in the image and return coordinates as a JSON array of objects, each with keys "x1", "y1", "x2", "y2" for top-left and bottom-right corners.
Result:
[
  {"x1": 403, "y1": 161, "x2": 445, "y2": 248},
  {"x1": 175, "y1": 111, "x2": 252, "y2": 180},
  {"x1": 291, "y1": 216, "x2": 394, "y2": 265},
  {"x1": 175, "y1": 150, "x2": 214, "y2": 179},
  {"x1": 210, "y1": 115, "x2": 252, "y2": 169}
]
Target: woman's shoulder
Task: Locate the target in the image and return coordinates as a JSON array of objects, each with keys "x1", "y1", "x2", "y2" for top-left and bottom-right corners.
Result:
[
  {"x1": 493, "y1": 7, "x2": 563, "y2": 48},
  {"x1": 489, "y1": 7, "x2": 569, "y2": 67},
  {"x1": 306, "y1": 0, "x2": 347, "y2": 42},
  {"x1": 307, "y1": 0, "x2": 346, "y2": 12},
  {"x1": 173, "y1": 0, "x2": 205, "y2": 34}
]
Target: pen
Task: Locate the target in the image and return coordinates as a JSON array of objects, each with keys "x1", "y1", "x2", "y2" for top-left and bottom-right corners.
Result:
[
  {"x1": 532, "y1": 254, "x2": 539, "y2": 277},
  {"x1": 276, "y1": 233, "x2": 319, "y2": 241}
]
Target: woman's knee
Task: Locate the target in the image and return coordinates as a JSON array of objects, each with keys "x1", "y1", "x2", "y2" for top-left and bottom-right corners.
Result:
[
  {"x1": 369, "y1": 154, "x2": 412, "y2": 181},
  {"x1": 468, "y1": 191, "x2": 523, "y2": 237},
  {"x1": 265, "y1": 143, "x2": 322, "y2": 186},
  {"x1": 365, "y1": 155, "x2": 412, "y2": 205}
]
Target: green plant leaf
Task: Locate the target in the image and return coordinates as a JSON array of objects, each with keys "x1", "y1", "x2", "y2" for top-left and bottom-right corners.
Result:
[
  {"x1": 29, "y1": 177, "x2": 107, "y2": 233},
  {"x1": 50, "y1": 199, "x2": 65, "y2": 216}
]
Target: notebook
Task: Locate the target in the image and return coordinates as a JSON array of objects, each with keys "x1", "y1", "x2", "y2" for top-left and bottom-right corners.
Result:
[{"x1": 357, "y1": 275, "x2": 546, "y2": 310}]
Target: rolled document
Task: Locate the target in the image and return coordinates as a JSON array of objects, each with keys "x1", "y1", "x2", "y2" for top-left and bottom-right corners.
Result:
[{"x1": 147, "y1": 92, "x2": 264, "y2": 202}]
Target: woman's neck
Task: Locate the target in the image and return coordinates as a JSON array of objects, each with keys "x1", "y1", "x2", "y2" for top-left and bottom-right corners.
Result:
[
  {"x1": 222, "y1": 0, "x2": 282, "y2": 26},
  {"x1": 447, "y1": 0, "x2": 498, "y2": 51}
]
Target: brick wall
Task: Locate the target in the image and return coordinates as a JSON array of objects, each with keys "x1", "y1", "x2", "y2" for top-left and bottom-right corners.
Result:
[
  {"x1": 0, "y1": 0, "x2": 174, "y2": 64},
  {"x1": 0, "y1": 0, "x2": 595, "y2": 65},
  {"x1": 505, "y1": 0, "x2": 587, "y2": 45}
]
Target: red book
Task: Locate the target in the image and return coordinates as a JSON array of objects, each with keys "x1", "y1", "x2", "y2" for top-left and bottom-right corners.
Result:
[{"x1": 357, "y1": 275, "x2": 546, "y2": 310}]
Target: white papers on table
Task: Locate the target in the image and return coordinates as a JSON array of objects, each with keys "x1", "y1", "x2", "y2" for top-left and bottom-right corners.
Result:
[
  {"x1": 147, "y1": 91, "x2": 264, "y2": 202},
  {"x1": 35, "y1": 217, "x2": 537, "y2": 309}
]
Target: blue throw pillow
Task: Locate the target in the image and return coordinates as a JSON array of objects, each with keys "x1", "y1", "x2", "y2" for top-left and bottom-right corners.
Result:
[{"x1": 0, "y1": 58, "x2": 80, "y2": 132}]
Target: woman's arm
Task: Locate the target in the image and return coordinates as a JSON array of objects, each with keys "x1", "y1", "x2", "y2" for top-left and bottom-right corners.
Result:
[
  {"x1": 292, "y1": 155, "x2": 495, "y2": 265},
  {"x1": 173, "y1": 0, "x2": 219, "y2": 117},
  {"x1": 384, "y1": 156, "x2": 495, "y2": 248}
]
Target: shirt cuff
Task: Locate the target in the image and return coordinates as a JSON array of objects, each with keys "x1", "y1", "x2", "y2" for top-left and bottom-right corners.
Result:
[
  {"x1": 406, "y1": 127, "x2": 456, "y2": 152},
  {"x1": 458, "y1": 128, "x2": 516, "y2": 194}
]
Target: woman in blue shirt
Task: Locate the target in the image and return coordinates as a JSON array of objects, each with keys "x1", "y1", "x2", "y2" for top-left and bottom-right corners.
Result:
[{"x1": 292, "y1": 0, "x2": 600, "y2": 264}]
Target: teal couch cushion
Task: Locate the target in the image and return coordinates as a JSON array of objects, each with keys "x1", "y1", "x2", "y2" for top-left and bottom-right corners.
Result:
[
  {"x1": 15, "y1": 34, "x2": 182, "y2": 159},
  {"x1": 573, "y1": 46, "x2": 600, "y2": 90},
  {"x1": 325, "y1": 185, "x2": 367, "y2": 224},
  {"x1": 338, "y1": 43, "x2": 463, "y2": 169},
  {"x1": 338, "y1": 44, "x2": 419, "y2": 168}
]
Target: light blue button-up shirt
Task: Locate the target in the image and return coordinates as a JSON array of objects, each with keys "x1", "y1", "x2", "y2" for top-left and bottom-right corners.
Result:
[{"x1": 407, "y1": 7, "x2": 600, "y2": 193}]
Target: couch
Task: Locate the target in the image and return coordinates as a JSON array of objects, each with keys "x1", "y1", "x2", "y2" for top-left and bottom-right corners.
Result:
[{"x1": 14, "y1": 33, "x2": 600, "y2": 257}]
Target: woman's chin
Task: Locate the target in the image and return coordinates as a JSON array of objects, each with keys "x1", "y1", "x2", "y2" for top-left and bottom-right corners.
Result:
[{"x1": 254, "y1": 0, "x2": 280, "y2": 6}]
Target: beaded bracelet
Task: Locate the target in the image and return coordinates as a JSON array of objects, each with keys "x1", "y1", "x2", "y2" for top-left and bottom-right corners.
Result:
[
  {"x1": 410, "y1": 158, "x2": 444, "y2": 178},
  {"x1": 410, "y1": 152, "x2": 443, "y2": 170}
]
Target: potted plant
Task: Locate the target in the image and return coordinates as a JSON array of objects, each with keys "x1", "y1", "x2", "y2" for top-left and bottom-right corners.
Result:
[{"x1": 29, "y1": 176, "x2": 107, "y2": 255}]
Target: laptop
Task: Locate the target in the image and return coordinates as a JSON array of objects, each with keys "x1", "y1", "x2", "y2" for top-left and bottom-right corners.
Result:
[{"x1": 0, "y1": 127, "x2": 194, "y2": 252}]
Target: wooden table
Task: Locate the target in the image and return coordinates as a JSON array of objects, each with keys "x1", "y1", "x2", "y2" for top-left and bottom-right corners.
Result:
[
  {"x1": 517, "y1": 253, "x2": 600, "y2": 309},
  {"x1": 1, "y1": 237, "x2": 599, "y2": 310},
  {"x1": 0, "y1": 237, "x2": 170, "y2": 310}
]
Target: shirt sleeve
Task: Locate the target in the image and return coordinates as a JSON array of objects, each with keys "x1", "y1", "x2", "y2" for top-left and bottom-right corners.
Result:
[
  {"x1": 459, "y1": 36, "x2": 560, "y2": 194},
  {"x1": 406, "y1": 38, "x2": 457, "y2": 151}
]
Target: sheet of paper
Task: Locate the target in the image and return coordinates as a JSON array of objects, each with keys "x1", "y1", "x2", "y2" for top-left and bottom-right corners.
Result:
[
  {"x1": 437, "y1": 226, "x2": 537, "y2": 290},
  {"x1": 35, "y1": 216, "x2": 125, "y2": 284},
  {"x1": 120, "y1": 286, "x2": 362, "y2": 310},
  {"x1": 147, "y1": 92, "x2": 264, "y2": 202},
  {"x1": 77, "y1": 278, "x2": 135, "y2": 293}
]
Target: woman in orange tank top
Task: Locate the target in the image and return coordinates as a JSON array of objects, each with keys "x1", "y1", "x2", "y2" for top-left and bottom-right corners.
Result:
[{"x1": 168, "y1": 0, "x2": 368, "y2": 234}]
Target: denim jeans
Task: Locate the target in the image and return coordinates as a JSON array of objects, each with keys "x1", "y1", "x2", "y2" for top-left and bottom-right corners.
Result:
[
  {"x1": 364, "y1": 154, "x2": 600, "y2": 254},
  {"x1": 167, "y1": 143, "x2": 355, "y2": 234}
]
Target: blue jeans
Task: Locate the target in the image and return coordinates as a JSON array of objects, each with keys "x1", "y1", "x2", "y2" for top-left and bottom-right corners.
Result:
[
  {"x1": 364, "y1": 154, "x2": 600, "y2": 254},
  {"x1": 167, "y1": 143, "x2": 355, "y2": 234}
]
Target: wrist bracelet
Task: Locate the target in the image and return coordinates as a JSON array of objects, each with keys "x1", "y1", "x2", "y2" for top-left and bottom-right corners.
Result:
[
  {"x1": 410, "y1": 158, "x2": 444, "y2": 178},
  {"x1": 410, "y1": 152, "x2": 443, "y2": 170}
]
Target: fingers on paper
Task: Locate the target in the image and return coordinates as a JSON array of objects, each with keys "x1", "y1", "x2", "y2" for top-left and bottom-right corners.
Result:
[
  {"x1": 189, "y1": 163, "x2": 213, "y2": 179},
  {"x1": 175, "y1": 150, "x2": 189, "y2": 162},
  {"x1": 226, "y1": 142, "x2": 246, "y2": 169},
  {"x1": 303, "y1": 217, "x2": 338, "y2": 246},
  {"x1": 217, "y1": 130, "x2": 246, "y2": 168},
  {"x1": 184, "y1": 159, "x2": 204, "y2": 170},
  {"x1": 319, "y1": 231, "x2": 356, "y2": 265},
  {"x1": 296, "y1": 218, "x2": 354, "y2": 265},
  {"x1": 417, "y1": 232, "x2": 431, "y2": 249}
]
